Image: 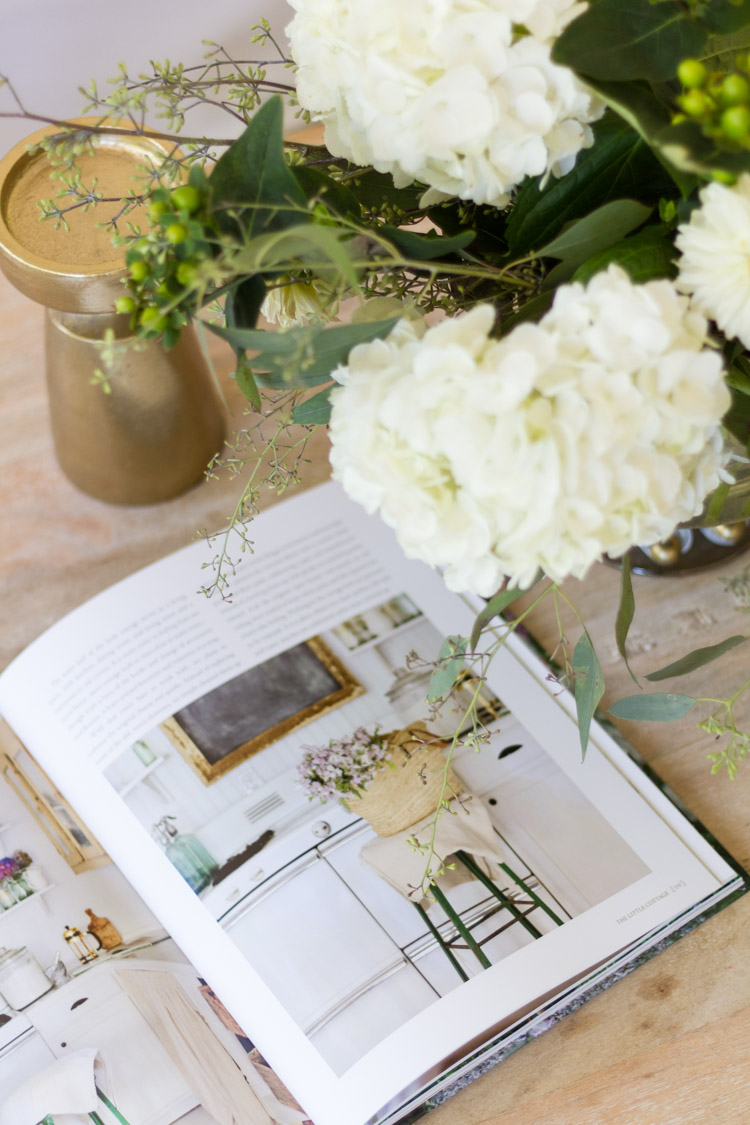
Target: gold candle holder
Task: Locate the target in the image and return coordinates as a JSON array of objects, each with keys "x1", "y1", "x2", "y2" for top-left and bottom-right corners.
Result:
[{"x1": 0, "y1": 119, "x2": 224, "y2": 505}]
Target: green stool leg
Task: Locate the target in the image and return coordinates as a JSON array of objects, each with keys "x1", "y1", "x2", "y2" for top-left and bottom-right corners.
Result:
[
  {"x1": 431, "y1": 882, "x2": 493, "y2": 969},
  {"x1": 414, "y1": 900, "x2": 470, "y2": 982},
  {"x1": 456, "y1": 851, "x2": 544, "y2": 940},
  {"x1": 499, "y1": 862, "x2": 565, "y2": 927},
  {"x1": 94, "y1": 1087, "x2": 132, "y2": 1125}
]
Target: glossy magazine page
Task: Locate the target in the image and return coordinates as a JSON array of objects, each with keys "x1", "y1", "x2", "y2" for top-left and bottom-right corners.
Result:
[{"x1": 0, "y1": 483, "x2": 743, "y2": 1125}]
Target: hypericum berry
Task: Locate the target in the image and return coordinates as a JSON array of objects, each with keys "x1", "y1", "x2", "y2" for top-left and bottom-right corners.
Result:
[
  {"x1": 128, "y1": 259, "x2": 150, "y2": 282},
  {"x1": 677, "y1": 59, "x2": 707, "y2": 89},
  {"x1": 680, "y1": 89, "x2": 712, "y2": 117},
  {"x1": 114, "y1": 296, "x2": 137, "y2": 314},
  {"x1": 139, "y1": 307, "x2": 168, "y2": 331},
  {"x1": 176, "y1": 261, "x2": 199, "y2": 286},
  {"x1": 156, "y1": 280, "x2": 177, "y2": 299},
  {"x1": 165, "y1": 222, "x2": 188, "y2": 245},
  {"x1": 721, "y1": 104, "x2": 750, "y2": 140},
  {"x1": 721, "y1": 73, "x2": 750, "y2": 107},
  {"x1": 147, "y1": 199, "x2": 170, "y2": 223},
  {"x1": 170, "y1": 185, "x2": 202, "y2": 214}
]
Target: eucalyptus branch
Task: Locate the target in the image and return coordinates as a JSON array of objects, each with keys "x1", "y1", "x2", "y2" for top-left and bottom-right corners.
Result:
[{"x1": 411, "y1": 581, "x2": 558, "y2": 893}]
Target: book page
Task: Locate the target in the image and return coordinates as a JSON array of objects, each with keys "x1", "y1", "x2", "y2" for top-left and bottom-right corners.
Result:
[{"x1": 0, "y1": 483, "x2": 740, "y2": 1125}]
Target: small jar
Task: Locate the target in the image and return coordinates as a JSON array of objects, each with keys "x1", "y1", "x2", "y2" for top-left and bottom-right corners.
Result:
[
  {"x1": 0, "y1": 882, "x2": 16, "y2": 910},
  {"x1": 10, "y1": 875, "x2": 33, "y2": 902}
]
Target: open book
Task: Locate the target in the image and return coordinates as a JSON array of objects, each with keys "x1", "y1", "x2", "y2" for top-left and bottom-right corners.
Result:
[{"x1": 0, "y1": 482, "x2": 745, "y2": 1125}]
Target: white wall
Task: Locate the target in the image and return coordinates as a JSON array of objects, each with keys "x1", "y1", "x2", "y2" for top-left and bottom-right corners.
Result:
[
  {"x1": 0, "y1": 0, "x2": 293, "y2": 155},
  {"x1": 0, "y1": 770, "x2": 160, "y2": 975}
]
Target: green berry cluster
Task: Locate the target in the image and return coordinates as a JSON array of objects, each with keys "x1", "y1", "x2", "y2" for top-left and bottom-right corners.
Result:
[
  {"x1": 117, "y1": 180, "x2": 215, "y2": 348},
  {"x1": 675, "y1": 57, "x2": 750, "y2": 149}
]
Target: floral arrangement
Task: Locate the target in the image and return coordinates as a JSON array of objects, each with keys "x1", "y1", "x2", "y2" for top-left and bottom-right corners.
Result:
[
  {"x1": 0, "y1": 852, "x2": 33, "y2": 907},
  {"x1": 0, "y1": 856, "x2": 20, "y2": 882},
  {"x1": 298, "y1": 728, "x2": 392, "y2": 802},
  {"x1": 7, "y1": 0, "x2": 750, "y2": 770}
]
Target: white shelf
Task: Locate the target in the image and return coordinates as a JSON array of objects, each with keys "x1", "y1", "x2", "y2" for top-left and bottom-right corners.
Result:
[
  {"x1": 116, "y1": 756, "x2": 166, "y2": 798},
  {"x1": 0, "y1": 884, "x2": 56, "y2": 918},
  {"x1": 335, "y1": 614, "x2": 424, "y2": 656}
]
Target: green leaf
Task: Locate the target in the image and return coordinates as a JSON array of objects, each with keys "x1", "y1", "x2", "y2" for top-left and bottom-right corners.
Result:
[
  {"x1": 343, "y1": 167, "x2": 424, "y2": 214},
  {"x1": 291, "y1": 387, "x2": 333, "y2": 425},
  {"x1": 505, "y1": 113, "x2": 676, "y2": 258},
  {"x1": 615, "y1": 554, "x2": 639, "y2": 686},
  {"x1": 207, "y1": 317, "x2": 400, "y2": 388},
  {"x1": 609, "y1": 693, "x2": 697, "y2": 721},
  {"x1": 499, "y1": 291, "x2": 554, "y2": 333},
  {"x1": 645, "y1": 636, "x2": 748, "y2": 682},
  {"x1": 537, "y1": 200, "x2": 652, "y2": 266},
  {"x1": 704, "y1": 480, "x2": 731, "y2": 525},
  {"x1": 578, "y1": 78, "x2": 698, "y2": 195},
  {"x1": 654, "y1": 119, "x2": 750, "y2": 179},
  {"x1": 428, "y1": 635, "x2": 468, "y2": 702},
  {"x1": 701, "y1": 1, "x2": 750, "y2": 34},
  {"x1": 234, "y1": 359, "x2": 262, "y2": 411},
  {"x1": 378, "y1": 225, "x2": 475, "y2": 261},
  {"x1": 553, "y1": 0, "x2": 708, "y2": 82},
  {"x1": 224, "y1": 275, "x2": 267, "y2": 355},
  {"x1": 232, "y1": 223, "x2": 360, "y2": 290},
  {"x1": 572, "y1": 225, "x2": 677, "y2": 285},
  {"x1": 703, "y1": 26, "x2": 750, "y2": 68},
  {"x1": 291, "y1": 164, "x2": 361, "y2": 219},
  {"x1": 573, "y1": 633, "x2": 605, "y2": 760},
  {"x1": 727, "y1": 354, "x2": 750, "y2": 395},
  {"x1": 208, "y1": 96, "x2": 307, "y2": 238},
  {"x1": 469, "y1": 584, "x2": 527, "y2": 653}
]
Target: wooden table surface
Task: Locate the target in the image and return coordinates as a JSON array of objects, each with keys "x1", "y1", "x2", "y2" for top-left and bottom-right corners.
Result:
[{"x1": 2, "y1": 267, "x2": 750, "y2": 1124}]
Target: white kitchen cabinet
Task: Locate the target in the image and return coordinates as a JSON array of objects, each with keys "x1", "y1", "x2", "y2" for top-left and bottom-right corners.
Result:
[
  {"x1": 223, "y1": 851, "x2": 429, "y2": 1034},
  {"x1": 28, "y1": 963, "x2": 198, "y2": 1125},
  {"x1": 308, "y1": 961, "x2": 439, "y2": 1075},
  {"x1": 0, "y1": 1029, "x2": 56, "y2": 1101}
]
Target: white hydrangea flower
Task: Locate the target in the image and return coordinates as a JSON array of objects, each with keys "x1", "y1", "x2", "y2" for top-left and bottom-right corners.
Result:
[
  {"x1": 675, "y1": 174, "x2": 750, "y2": 349},
  {"x1": 328, "y1": 266, "x2": 730, "y2": 595},
  {"x1": 287, "y1": 0, "x2": 602, "y2": 207}
]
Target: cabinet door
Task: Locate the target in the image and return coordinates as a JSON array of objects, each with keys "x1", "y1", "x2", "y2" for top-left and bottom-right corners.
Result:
[
  {"x1": 0, "y1": 721, "x2": 108, "y2": 872},
  {"x1": 320, "y1": 823, "x2": 433, "y2": 947},
  {"x1": 480, "y1": 770, "x2": 649, "y2": 916},
  {"x1": 0, "y1": 1031, "x2": 56, "y2": 1101},
  {"x1": 34, "y1": 990, "x2": 196, "y2": 1125},
  {"x1": 309, "y1": 962, "x2": 438, "y2": 1075},
  {"x1": 223, "y1": 853, "x2": 408, "y2": 1032}
]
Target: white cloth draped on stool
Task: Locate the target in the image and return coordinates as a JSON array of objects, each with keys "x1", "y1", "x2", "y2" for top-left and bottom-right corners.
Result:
[
  {"x1": 359, "y1": 797, "x2": 506, "y2": 902},
  {"x1": 0, "y1": 1046, "x2": 102, "y2": 1125}
]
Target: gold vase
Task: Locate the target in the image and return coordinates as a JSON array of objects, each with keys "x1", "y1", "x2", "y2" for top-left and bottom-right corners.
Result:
[{"x1": 0, "y1": 119, "x2": 224, "y2": 504}]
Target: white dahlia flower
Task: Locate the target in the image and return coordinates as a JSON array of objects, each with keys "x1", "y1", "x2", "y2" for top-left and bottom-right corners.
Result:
[
  {"x1": 286, "y1": 0, "x2": 603, "y2": 207},
  {"x1": 676, "y1": 174, "x2": 750, "y2": 349},
  {"x1": 328, "y1": 266, "x2": 730, "y2": 595}
]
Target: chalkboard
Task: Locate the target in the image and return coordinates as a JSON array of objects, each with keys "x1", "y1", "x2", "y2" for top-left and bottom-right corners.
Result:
[{"x1": 164, "y1": 637, "x2": 362, "y2": 783}]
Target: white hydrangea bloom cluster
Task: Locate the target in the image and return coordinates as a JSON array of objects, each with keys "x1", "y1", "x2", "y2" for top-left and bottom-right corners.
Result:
[
  {"x1": 328, "y1": 266, "x2": 730, "y2": 595},
  {"x1": 676, "y1": 174, "x2": 750, "y2": 349},
  {"x1": 286, "y1": 0, "x2": 603, "y2": 206}
]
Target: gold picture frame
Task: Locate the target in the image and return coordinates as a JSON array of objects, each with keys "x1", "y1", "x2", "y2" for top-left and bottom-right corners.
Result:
[{"x1": 160, "y1": 636, "x2": 362, "y2": 785}]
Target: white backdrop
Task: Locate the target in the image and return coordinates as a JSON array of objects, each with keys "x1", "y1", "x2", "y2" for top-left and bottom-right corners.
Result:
[{"x1": 0, "y1": 0, "x2": 293, "y2": 155}]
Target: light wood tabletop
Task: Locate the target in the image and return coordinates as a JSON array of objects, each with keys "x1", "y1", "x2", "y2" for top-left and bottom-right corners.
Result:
[{"x1": 2, "y1": 266, "x2": 750, "y2": 1125}]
